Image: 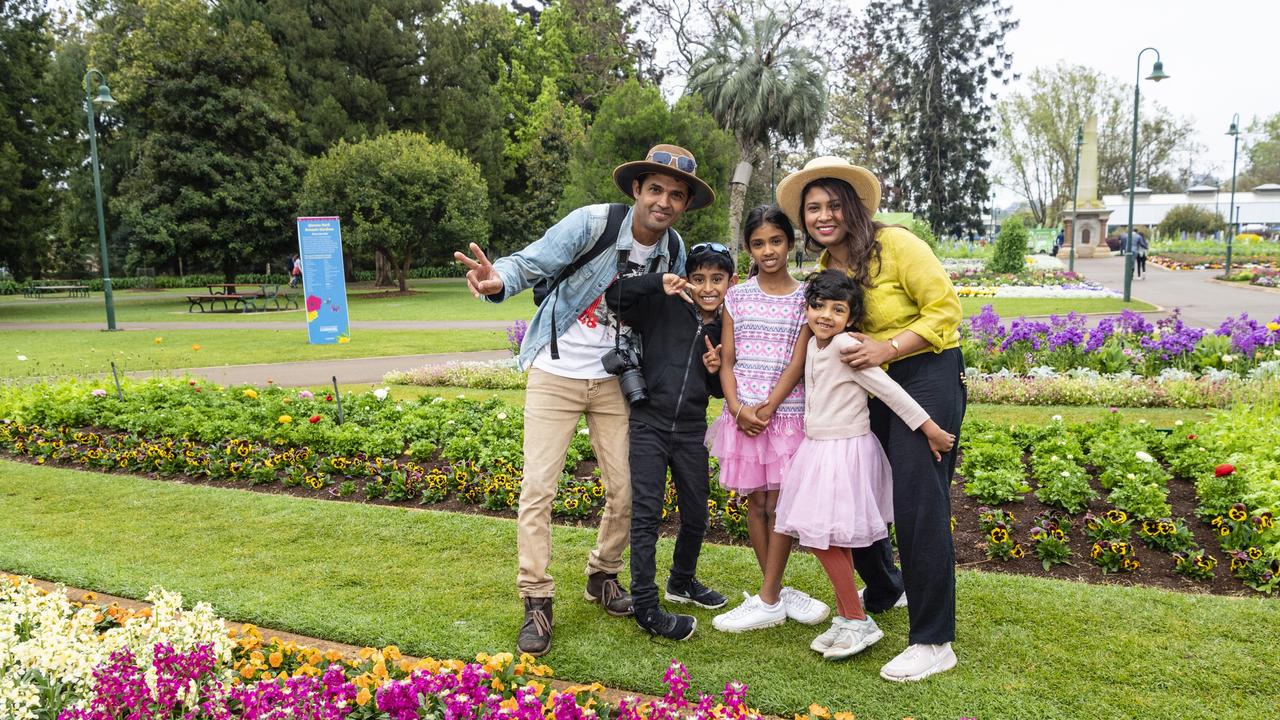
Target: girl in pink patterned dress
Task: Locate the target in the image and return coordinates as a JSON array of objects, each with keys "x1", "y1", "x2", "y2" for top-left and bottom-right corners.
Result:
[{"x1": 707, "y1": 205, "x2": 829, "y2": 632}]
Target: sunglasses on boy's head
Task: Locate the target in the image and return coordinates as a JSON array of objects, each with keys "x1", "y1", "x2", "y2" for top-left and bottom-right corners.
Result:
[
  {"x1": 649, "y1": 150, "x2": 698, "y2": 174},
  {"x1": 690, "y1": 242, "x2": 732, "y2": 256}
]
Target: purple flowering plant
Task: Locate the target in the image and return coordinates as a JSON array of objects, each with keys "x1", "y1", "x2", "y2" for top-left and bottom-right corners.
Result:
[{"x1": 506, "y1": 321, "x2": 528, "y2": 356}]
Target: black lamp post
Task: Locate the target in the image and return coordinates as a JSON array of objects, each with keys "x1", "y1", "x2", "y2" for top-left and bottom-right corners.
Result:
[{"x1": 1122, "y1": 48, "x2": 1169, "y2": 303}]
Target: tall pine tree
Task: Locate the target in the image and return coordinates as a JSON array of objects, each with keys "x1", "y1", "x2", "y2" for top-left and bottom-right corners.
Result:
[{"x1": 865, "y1": 0, "x2": 1016, "y2": 237}]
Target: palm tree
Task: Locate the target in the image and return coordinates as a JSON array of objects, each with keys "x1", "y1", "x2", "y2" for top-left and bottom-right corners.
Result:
[{"x1": 686, "y1": 9, "x2": 826, "y2": 254}]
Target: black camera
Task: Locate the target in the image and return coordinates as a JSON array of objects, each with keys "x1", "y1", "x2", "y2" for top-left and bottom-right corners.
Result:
[{"x1": 601, "y1": 333, "x2": 648, "y2": 405}]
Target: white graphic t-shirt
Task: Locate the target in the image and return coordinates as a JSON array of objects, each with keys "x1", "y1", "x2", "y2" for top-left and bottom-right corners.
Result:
[{"x1": 532, "y1": 241, "x2": 659, "y2": 379}]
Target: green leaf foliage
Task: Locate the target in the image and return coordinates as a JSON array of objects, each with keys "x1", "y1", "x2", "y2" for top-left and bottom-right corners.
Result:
[
  {"x1": 988, "y1": 216, "x2": 1029, "y2": 273},
  {"x1": 299, "y1": 131, "x2": 490, "y2": 290}
]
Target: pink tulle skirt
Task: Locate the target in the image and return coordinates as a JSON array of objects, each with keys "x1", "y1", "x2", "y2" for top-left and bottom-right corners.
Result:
[
  {"x1": 773, "y1": 433, "x2": 895, "y2": 550},
  {"x1": 705, "y1": 412, "x2": 805, "y2": 494}
]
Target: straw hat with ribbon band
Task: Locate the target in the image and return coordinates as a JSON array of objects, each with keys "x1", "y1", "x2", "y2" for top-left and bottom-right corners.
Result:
[
  {"x1": 613, "y1": 144, "x2": 716, "y2": 211},
  {"x1": 775, "y1": 156, "x2": 882, "y2": 228}
]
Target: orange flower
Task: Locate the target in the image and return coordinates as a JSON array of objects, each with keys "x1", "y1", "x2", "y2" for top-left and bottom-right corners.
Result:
[
  {"x1": 356, "y1": 688, "x2": 372, "y2": 706},
  {"x1": 268, "y1": 651, "x2": 283, "y2": 668}
]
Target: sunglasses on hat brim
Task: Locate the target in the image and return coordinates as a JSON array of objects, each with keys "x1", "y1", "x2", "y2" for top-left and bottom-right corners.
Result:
[{"x1": 649, "y1": 150, "x2": 697, "y2": 174}]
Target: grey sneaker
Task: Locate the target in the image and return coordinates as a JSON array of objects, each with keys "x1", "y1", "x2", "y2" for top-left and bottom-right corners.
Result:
[
  {"x1": 823, "y1": 616, "x2": 884, "y2": 660},
  {"x1": 809, "y1": 618, "x2": 846, "y2": 653},
  {"x1": 584, "y1": 572, "x2": 634, "y2": 617}
]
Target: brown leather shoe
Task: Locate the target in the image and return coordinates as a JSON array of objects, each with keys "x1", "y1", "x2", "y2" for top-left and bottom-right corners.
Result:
[
  {"x1": 517, "y1": 597, "x2": 552, "y2": 657},
  {"x1": 584, "y1": 571, "x2": 634, "y2": 617}
]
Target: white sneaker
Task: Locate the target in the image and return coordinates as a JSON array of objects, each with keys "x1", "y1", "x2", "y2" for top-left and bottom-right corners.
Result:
[
  {"x1": 712, "y1": 592, "x2": 786, "y2": 633},
  {"x1": 858, "y1": 587, "x2": 908, "y2": 610},
  {"x1": 809, "y1": 618, "x2": 845, "y2": 653},
  {"x1": 879, "y1": 642, "x2": 957, "y2": 682},
  {"x1": 780, "y1": 587, "x2": 830, "y2": 625},
  {"x1": 823, "y1": 616, "x2": 884, "y2": 660}
]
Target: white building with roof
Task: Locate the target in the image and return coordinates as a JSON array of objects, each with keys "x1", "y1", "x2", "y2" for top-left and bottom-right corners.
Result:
[{"x1": 1102, "y1": 184, "x2": 1280, "y2": 233}]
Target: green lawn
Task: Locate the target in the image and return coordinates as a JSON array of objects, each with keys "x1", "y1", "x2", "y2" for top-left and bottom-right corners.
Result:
[
  {"x1": 0, "y1": 281, "x2": 535, "y2": 324},
  {"x1": 958, "y1": 297, "x2": 1156, "y2": 317},
  {"x1": 2, "y1": 461, "x2": 1272, "y2": 719},
  {"x1": 3, "y1": 281, "x2": 1153, "y2": 326},
  {"x1": 1, "y1": 329, "x2": 505, "y2": 379}
]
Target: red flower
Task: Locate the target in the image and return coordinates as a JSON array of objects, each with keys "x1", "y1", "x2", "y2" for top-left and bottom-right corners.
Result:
[
  {"x1": 309, "y1": 414, "x2": 322, "y2": 424},
  {"x1": 1215, "y1": 463, "x2": 1235, "y2": 477},
  {"x1": 325, "y1": 394, "x2": 334, "y2": 402},
  {"x1": 1187, "y1": 434, "x2": 1197, "y2": 440}
]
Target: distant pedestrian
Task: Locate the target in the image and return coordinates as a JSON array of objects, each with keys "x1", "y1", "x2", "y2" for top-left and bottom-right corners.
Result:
[
  {"x1": 290, "y1": 255, "x2": 302, "y2": 287},
  {"x1": 795, "y1": 245, "x2": 805, "y2": 269},
  {"x1": 1134, "y1": 232, "x2": 1149, "y2": 278},
  {"x1": 1053, "y1": 230, "x2": 1064, "y2": 257}
]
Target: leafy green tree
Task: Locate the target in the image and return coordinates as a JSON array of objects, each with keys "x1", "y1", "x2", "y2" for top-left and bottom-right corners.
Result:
[
  {"x1": 989, "y1": 216, "x2": 1028, "y2": 273},
  {"x1": 686, "y1": 10, "x2": 825, "y2": 254},
  {"x1": 537, "y1": 0, "x2": 653, "y2": 116},
  {"x1": 110, "y1": 0, "x2": 303, "y2": 280},
  {"x1": 864, "y1": 0, "x2": 1017, "y2": 238},
  {"x1": 1159, "y1": 205, "x2": 1224, "y2": 238},
  {"x1": 560, "y1": 79, "x2": 736, "y2": 251},
  {"x1": 299, "y1": 132, "x2": 489, "y2": 291},
  {"x1": 0, "y1": 0, "x2": 58, "y2": 279},
  {"x1": 1239, "y1": 112, "x2": 1280, "y2": 189}
]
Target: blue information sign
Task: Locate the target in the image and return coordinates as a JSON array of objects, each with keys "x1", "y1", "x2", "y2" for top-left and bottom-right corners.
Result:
[{"x1": 296, "y1": 217, "x2": 351, "y2": 345}]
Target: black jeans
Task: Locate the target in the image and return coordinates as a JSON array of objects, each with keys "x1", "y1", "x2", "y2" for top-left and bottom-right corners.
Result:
[
  {"x1": 852, "y1": 348, "x2": 966, "y2": 645},
  {"x1": 1135, "y1": 254, "x2": 1147, "y2": 277},
  {"x1": 629, "y1": 421, "x2": 710, "y2": 612}
]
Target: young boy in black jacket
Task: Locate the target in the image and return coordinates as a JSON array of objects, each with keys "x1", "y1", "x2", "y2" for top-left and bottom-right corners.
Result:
[{"x1": 606, "y1": 243, "x2": 736, "y2": 640}]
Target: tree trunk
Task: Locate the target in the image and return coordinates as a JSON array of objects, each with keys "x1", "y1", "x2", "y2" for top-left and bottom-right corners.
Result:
[
  {"x1": 374, "y1": 248, "x2": 394, "y2": 287},
  {"x1": 727, "y1": 143, "x2": 755, "y2": 257},
  {"x1": 398, "y1": 253, "x2": 411, "y2": 293}
]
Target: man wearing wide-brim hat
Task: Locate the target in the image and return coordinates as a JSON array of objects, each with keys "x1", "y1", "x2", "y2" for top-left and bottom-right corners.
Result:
[{"x1": 454, "y1": 144, "x2": 715, "y2": 657}]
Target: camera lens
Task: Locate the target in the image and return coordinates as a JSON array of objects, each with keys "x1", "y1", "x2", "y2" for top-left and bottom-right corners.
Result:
[{"x1": 618, "y1": 368, "x2": 648, "y2": 405}]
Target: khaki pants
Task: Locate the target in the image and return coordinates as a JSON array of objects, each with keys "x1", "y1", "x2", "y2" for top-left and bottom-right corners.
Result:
[{"x1": 517, "y1": 367, "x2": 631, "y2": 598}]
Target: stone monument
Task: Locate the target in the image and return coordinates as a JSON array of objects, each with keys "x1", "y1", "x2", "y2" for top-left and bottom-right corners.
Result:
[{"x1": 1061, "y1": 116, "x2": 1113, "y2": 259}]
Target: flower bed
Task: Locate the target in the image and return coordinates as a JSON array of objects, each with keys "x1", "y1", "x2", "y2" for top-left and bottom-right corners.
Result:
[
  {"x1": 0, "y1": 576, "x2": 767, "y2": 720},
  {"x1": 964, "y1": 367, "x2": 1279, "y2": 408},
  {"x1": 963, "y1": 306, "x2": 1280, "y2": 376}
]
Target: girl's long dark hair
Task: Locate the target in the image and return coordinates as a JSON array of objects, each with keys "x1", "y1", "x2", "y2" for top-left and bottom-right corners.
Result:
[
  {"x1": 742, "y1": 205, "x2": 796, "y2": 278},
  {"x1": 801, "y1": 178, "x2": 886, "y2": 290},
  {"x1": 804, "y1": 269, "x2": 865, "y2": 330}
]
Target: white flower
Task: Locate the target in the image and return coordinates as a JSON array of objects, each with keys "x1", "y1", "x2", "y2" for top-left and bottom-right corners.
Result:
[
  {"x1": 1174, "y1": 420, "x2": 1184, "y2": 426},
  {"x1": 1221, "y1": 354, "x2": 1235, "y2": 363},
  {"x1": 1135, "y1": 451, "x2": 1154, "y2": 463},
  {"x1": 372, "y1": 388, "x2": 389, "y2": 401},
  {"x1": 431, "y1": 396, "x2": 445, "y2": 404},
  {"x1": 1061, "y1": 470, "x2": 1071, "y2": 478},
  {"x1": 1051, "y1": 415, "x2": 1063, "y2": 422},
  {"x1": 496, "y1": 412, "x2": 508, "y2": 421},
  {"x1": 1051, "y1": 455, "x2": 1059, "y2": 462},
  {"x1": 15, "y1": 355, "x2": 26, "y2": 361},
  {"x1": 1138, "y1": 419, "x2": 1148, "y2": 424},
  {"x1": 578, "y1": 427, "x2": 590, "y2": 435},
  {"x1": 1126, "y1": 472, "x2": 1136, "y2": 480}
]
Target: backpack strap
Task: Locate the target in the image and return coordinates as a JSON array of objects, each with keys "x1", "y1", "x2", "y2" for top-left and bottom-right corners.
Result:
[{"x1": 548, "y1": 203, "x2": 628, "y2": 360}]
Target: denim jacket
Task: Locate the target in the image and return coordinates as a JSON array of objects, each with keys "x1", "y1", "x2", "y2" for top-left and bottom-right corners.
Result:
[{"x1": 486, "y1": 203, "x2": 687, "y2": 371}]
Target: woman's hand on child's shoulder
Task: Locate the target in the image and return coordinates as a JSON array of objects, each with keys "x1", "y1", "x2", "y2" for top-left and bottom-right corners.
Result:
[
  {"x1": 840, "y1": 332, "x2": 896, "y2": 369},
  {"x1": 920, "y1": 419, "x2": 956, "y2": 462}
]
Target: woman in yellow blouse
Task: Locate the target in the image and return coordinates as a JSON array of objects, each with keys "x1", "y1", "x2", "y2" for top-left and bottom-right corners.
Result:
[{"x1": 776, "y1": 157, "x2": 966, "y2": 683}]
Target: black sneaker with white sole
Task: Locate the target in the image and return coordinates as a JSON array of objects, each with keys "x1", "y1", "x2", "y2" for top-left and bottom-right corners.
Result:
[
  {"x1": 636, "y1": 605, "x2": 697, "y2": 640},
  {"x1": 664, "y1": 577, "x2": 727, "y2": 609}
]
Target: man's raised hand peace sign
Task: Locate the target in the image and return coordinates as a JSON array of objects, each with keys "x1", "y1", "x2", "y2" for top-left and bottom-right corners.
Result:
[{"x1": 453, "y1": 243, "x2": 505, "y2": 299}]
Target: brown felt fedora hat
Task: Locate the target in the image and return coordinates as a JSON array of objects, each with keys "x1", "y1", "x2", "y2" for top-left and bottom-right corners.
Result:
[
  {"x1": 613, "y1": 144, "x2": 716, "y2": 211},
  {"x1": 775, "y1": 156, "x2": 881, "y2": 227}
]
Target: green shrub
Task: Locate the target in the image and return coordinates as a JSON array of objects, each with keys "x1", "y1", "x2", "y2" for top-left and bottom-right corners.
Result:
[
  {"x1": 1160, "y1": 204, "x2": 1224, "y2": 237},
  {"x1": 988, "y1": 217, "x2": 1028, "y2": 273}
]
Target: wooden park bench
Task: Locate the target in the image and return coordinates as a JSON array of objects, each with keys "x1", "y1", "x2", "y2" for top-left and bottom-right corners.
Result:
[
  {"x1": 185, "y1": 284, "x2": 297, "y2": 313},
  {"x1": 23, "y1": 284, "x2": 90, "y2": 299},
  {"x1": 185, "y1": 293, "x2": 258, "y2": 313}
]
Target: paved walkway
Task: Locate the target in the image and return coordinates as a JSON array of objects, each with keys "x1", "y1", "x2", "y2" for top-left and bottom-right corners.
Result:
[
  {"x1": 125, "y1": 349, "x2": 509, "y2": 387},
  {"x1": 1, "y1": 320, "x2": 511, "y2": 331},
  {"x1": 1074, "y1": 253, "x2": 1279, "y2": 328}
]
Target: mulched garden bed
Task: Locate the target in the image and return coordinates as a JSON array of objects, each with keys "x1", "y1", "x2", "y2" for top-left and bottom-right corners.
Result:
[{"x1": 9, "y1": 450, "x2": 1268, "y2": 601}]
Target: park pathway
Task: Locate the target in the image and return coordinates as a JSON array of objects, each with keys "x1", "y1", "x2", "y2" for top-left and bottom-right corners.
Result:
[
  {"x1": 1074, "y1": 253, "x2": 1279, "y2": 328},
  {"x1": 123, "y1": 349, "x2": 510, "y2": 387}
]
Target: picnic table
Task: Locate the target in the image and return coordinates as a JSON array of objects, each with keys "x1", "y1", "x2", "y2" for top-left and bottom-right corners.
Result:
[
  {"x1": 23, "y1": 284, "x2": 90, "y2": 299},
  {"x1": 185, "y1": 283, "x2": 299, "y2": 313}
]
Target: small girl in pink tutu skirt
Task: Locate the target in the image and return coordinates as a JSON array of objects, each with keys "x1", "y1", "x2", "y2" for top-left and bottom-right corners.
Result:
[
  {"x1": 775, "y1": 270, "x2": 955, "y2": 659},
  {"x1": 708, "y1": 206, "x2": 830, "y2": 633}
]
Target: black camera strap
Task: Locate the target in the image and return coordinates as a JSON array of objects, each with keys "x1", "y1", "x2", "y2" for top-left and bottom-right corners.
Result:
[{"x1": 547, "y1": 204, "x2": 628, "y2": 360}]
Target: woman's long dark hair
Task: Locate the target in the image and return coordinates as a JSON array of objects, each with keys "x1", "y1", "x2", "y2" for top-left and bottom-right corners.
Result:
[
  {"x1": 742, "y1": 204, "x2": 796, "y2": 278},
  {"x1": 800, "y1": 178, "x2": 886, "y2": 290}
]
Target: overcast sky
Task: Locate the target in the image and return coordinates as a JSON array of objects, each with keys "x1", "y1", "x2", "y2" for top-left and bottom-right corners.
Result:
[{"x1": 989, "y1": 0, "x2": 1280, "y2": 203}]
